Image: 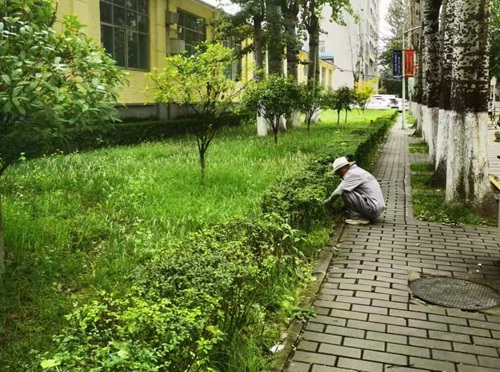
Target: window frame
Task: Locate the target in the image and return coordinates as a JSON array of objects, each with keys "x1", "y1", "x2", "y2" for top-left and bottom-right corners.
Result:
[
  {"x1": 177, "y1": 9, "x2": 207, "y2": 56},
  {"x1": 100, "y1": 0, "x2": 150, "y2": 71}
]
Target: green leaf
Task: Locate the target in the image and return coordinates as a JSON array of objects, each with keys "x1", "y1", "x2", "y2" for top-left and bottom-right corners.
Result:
[{"x1": 40, "y1": 359, "x2": 60, "y2": 369}]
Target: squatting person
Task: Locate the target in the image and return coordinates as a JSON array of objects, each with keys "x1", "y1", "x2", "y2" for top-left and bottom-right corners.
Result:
[{"x1": 323, "y1": 156, "x2": 385, "y2": 225}]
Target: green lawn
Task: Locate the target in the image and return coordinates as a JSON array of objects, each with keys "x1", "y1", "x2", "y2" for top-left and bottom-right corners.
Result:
[{"x1": 0, "y1": 109, "x2": 394, "y2": 369}]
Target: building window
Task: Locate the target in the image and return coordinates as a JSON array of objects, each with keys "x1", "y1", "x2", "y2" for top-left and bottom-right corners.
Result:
[
  {"x1": 321, "y1": 67, "x2": 326, "y2": 85},
  {"x1": 100, "y1": 0, "x2": 149, "y2": 70},
  {"x1": 223, "y1": 40, "x2": 242, "y2": 79},
  {"x1": 328, "y1": 70, "x2": 333, "y2": 87},
  {"x1": 178, "y1": 10, "x2": 206, "y2": 56}
]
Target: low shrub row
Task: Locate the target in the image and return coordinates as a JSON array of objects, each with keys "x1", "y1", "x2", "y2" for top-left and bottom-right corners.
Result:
[
  {"x1": 39, "y1": 112, "x2": 397, "y2": 371},
  {"x1": 1, "y1": 113, "x2": 248, "y2": 162}
]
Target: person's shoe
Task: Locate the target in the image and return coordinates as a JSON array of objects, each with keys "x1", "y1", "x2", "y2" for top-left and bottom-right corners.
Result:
[{"x1": 345, "y1": 218, "x2": 370, "y2": 225}]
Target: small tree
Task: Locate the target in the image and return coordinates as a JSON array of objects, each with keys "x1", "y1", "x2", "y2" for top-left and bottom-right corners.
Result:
[
  {"x1": 323, "y1": 87, "x2": 354, "y2": 128},
  {"x1": 297, "y1": 81, "x2": 324, "y2": 135},
  {"x1": 0, "y1": 0, "x2": 127, "y2": 270},
  {"x1": 146, "y1": 42, "x2": 247, "y2": 182},
  {"x1": 242, "y1": 75, "x2": 301, "y2": 144},
  {"x1": 354, "y1": 78, "x2": 378, "y2": 113}
]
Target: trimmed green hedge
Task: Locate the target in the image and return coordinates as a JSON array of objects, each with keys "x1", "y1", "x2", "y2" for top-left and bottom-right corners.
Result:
[{"x1": 1, "y1": 113, "x2": 248, "y2": 163}]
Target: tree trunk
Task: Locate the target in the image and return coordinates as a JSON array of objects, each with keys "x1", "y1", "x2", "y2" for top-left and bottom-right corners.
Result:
[
  {"x1": 413, "y1": 1, "x2": 424, "y2": 138},
  {"x1": 421, "y1": 0, "x2": 442, "y2": 163},
  {"x1": 433, "y1": 0, "x2": 453, "y2": 187},
  {"x1": 337, "y1": 111, "x2": 340, "y2": 128},
  {"x1": 199, "y1": 149, "x2": 206, "y2": 183},
  {"x1": 253, "y1": 13, "x2": 265, "y2": 82},
  {"x1": 284, "y1": 7, "x2": 299, "y2": 80},
  {"x1": 446, "y1": 0, "x2": 490, "y2": 204},
  {"x1": 307, "y1": 1, "x2": 320, "y2": 83},
  {"x1": 267, "y1": 1, "x2": 284, "y2": 76}
]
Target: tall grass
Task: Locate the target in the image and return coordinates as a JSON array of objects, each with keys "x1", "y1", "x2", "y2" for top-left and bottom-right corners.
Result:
[{"x1": 0, "y1": 109, "x2": 393, "y2": 369}]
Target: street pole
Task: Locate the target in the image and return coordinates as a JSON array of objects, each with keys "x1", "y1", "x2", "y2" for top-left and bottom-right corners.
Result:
[{"x1": 402, "y1": 25, "x2": 406, "y2": 130}]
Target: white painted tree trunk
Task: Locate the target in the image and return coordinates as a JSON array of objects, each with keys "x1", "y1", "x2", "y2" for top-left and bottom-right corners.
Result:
[
  {"x1": 257, "y1": 111, "x2": 268, "y2": 136},
  {"x1": 446, "y1": 112, "x2": 489, "y2": 203},
  {"x1": 428, "y1": 107, "x2": 439, "y2": 163},
  {"x1": 446, "y1": 0, "x2": 490, "y2": 204},
  {"x1": 289, "y1": 111, "x2": 301, "y2": 127},
  {"x1": 421, "y1": 105, "x2": 431, "y2": 143},
  {"x1": 435, "y1": 109, "x2": 450, "y2": 181}
]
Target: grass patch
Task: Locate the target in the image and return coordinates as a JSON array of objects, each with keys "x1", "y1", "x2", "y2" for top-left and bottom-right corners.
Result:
[
  {"x1": 0, "y1": 109, "x2": 394, "y2": 370},
  {"x1": 411, "y1": 163, "x2": 495, "y2": 226},
  {"x1": 409, "y1": 142, "x2": 429, "y2": 154}
]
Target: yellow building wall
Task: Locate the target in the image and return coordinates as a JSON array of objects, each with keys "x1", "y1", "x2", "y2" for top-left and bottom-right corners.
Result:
[
  {"x1": 55, "y1": 0, "x2": 218, "y2": 104},
  {"x1": 55, "y1": 1, "x2": 334, "y2": 106}
]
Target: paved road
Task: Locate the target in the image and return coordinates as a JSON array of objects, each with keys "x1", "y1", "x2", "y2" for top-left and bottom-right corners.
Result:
[{"x1": 285, "y1": 121, "x2": 500, "y2": 372}]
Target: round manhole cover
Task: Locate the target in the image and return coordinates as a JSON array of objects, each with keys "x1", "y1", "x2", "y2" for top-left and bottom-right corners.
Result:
[{"x1": 409, "y1": 277, "x2": 500, "y2": 310}]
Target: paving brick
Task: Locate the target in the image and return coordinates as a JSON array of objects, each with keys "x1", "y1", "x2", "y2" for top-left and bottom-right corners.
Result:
[
  {"x1": 478, "y1": 355, "x2": 500, "y2": 368},
  {"x1": 409, "y1": 357, "x2": 457, "y2": 372},
  {"x1": 371, "y1": 299, "x2": 408, "y2": 310},
  {"x1": 485, "y1": 315, "x2": 500, "y2": 324},
  {"x1": 457, "y1": 366, "x2": 500, "y2": 372},
  {"x1": 469, "y1": 319, "x2": 500, "y2": 331},
  {"x1": 335, "y1": 295, "x2": 371, "y2": 305},
  {"x1": 389, "y1": 309, "x2": 427, "y2": 320},
  {"x1": 305, "y1": 322, "x2": 325, "y2": 333},
  {"x1": 387, "y1": 325, "x2": 427, "y2": 338},
  {"x1": 432, "y1": 349, "x2": 478, "y2": 365},
  {"x1": 329, "y1": 309, "x2": 368, "y2": 321},
  {"x1": 310, "y1": 315, "x2": 347, "y2": 327},
  {"x1": 311, "y1": 366, "x2": 354, "y2": 372},
  {"x1": 453, "y1": 342, "x2": 499, "y2": 357},
  {"x1": 285, "y1": 361, "x2": 310, "y2": 372},
  {"x1": 409, "y1": 304, "x2": 446, "y2": 315},
  {"x1": 321, "y1": 288, "x2": 355, "y2": 297},
  {"x1": 325, "y1": 325, "x2": 365, "y2": 339},
  {"x1": 363, "y1": 349, "x2": 408, "y2": 365},
  {"x1": 409, "y1": 336, "x2": 452, "y2": 350},
  {"x1": 338, "y1": 283, "x2": 374, "y2": 292},
  {"x1": 408, "y1": 319, "x2": 449, "y2": 331},
  {"x1": 354, "y1": 291, "x2": 390, "y2": 301},
  {"x1": 368, "y1": 313, "x2": 406, "y2": 326},
  {"x1": 313, "y1": 300, "x2": 351, "y2": 311},
  {"x1": 337, "y1": 357, "x2": 383, "y2": 372},
  {"x1": 291, "y1": 351, "x2": 336, "y2": 366},
  {"x1": 351, "y1": 304, "x2": 388, "y2": 315},
  {"x1": 449, "y1": 324, "x2": 491, "y2": 337},
  {"x1": 366, "y1": 330, "x2": 407, "y2": 345},
  {"x1": 302, "y1": 331, "x2": 342, "y2": 345},
  {"x1": 343, "y1": 337, "x2": 385, "y2": 351},
  {"x1": 386, "y1": 343, "x2": 430, "y2": 358},
  {"x1": 428, "y1": 314, "x2": 468, "y2": 326},
  {"x1": 391, "y1": 295, "x2": 410, "y2": 303},
  {"x1": 318, "y1": 344, "x2": 362, "y2": 359},
  {"x1": 429, "y1": 330, "x2": 471, "y2": 343},
  {"x1": 347, "y1": 319, "x2": 386, "y2": 333},
  {"x1": 297, "y1": 341, "x2": 318, "y2": 352},
  {"x1": 446, "y1": 308, "x2": 487, "y2": 320},
  {"x1": 374, "y1": 287, "x2": 409, "y2": 297},
  {"x1": 313, "y1": 307, "x2": 330, "y2": 316}
]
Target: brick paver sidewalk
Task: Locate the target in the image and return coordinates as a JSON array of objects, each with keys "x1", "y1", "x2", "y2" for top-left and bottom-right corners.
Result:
[{"x1": 285, "y1": 120, "x2": 500, "y2": 372}]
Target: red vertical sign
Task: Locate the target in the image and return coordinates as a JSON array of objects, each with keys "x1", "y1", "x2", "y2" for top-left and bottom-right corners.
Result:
[{"x1": 404, "y1": 49, "x2": 415, "y2": 77}]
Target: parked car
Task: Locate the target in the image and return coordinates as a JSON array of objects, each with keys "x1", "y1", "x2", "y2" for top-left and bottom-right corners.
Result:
[
  {"x1": 396, "y1": 98, "x2": 409, "y2": 112},
  {"x1": 366, "y1": 98, "x2": 393, "y2": 110}
]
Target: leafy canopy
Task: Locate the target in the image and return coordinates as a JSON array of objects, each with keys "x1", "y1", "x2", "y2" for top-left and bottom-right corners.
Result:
[{"x1": 0, "y1": 0, "x2": 127, "y2": 171}]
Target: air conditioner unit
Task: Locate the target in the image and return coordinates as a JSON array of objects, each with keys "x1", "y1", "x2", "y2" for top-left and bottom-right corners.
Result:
[
  {"x1": 170, "y1": 39, "x2": 185, "y2": 54},
  {"x1": 166, "y1": 11, "x2": 179, "y2": 25}
]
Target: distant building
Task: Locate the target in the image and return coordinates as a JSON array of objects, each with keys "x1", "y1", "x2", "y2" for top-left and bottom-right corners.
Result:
[
  {"x1": 319, "y1": 0, "x2": 380, "y2": 89},
  {"x1": 56, "y1": 0, "x2": 334, "y2": 120}
]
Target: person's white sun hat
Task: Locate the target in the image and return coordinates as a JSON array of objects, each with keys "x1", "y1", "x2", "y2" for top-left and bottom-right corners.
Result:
[{"x1": 332, "y1": 157, "x2": 355, "y2": 172}]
